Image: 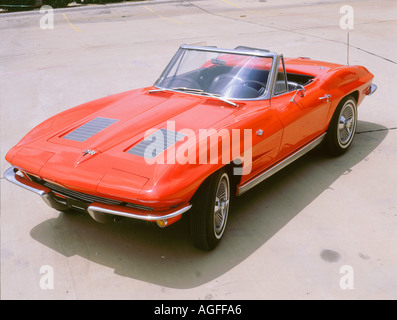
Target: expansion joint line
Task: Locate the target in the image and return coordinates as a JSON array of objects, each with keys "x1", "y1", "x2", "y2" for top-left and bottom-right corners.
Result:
[{"x1": 188, "y1": 1, "x2": 397, "y2": 65}]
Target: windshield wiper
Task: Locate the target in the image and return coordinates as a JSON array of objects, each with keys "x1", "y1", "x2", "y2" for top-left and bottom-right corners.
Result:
[
  {"x1": 171, "y1": 87, "x2": 206, "y2": 93},
  {"x1": 149, "y1": 87, "x2": 238, "y2": 107},
  {"x1": 148, "y1": 87, "x2": 170, "y2": 93},
  {"x1": 197, "y1": 91, "x2": 238, "y2": 107},
  {"x1": 148, "y1": 87, "x2": 204, "y2": 94},
  {"x1": 172, "y1": 88, "x2": 238, "y2": 107}
]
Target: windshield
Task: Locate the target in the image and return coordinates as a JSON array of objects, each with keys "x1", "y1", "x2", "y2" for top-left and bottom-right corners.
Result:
[{"x1": 154, "y1": 47, "x2": 274, "y2": 100}]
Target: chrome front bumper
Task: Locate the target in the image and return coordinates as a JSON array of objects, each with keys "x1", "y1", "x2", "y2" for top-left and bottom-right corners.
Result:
[
  {"x1": 4, "y1": 166, "x2": 192, "y2": 224},
  {"x1": 364, "y1": 84, "x2": 377, "y2": 96},
  {"x1": 4, "y1": 166, "x2": 49, "y2": 196}
]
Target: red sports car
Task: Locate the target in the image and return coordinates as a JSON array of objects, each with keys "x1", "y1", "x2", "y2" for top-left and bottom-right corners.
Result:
[{"x1": 4, "y1": 45, "x2": 376, "y2": 250}]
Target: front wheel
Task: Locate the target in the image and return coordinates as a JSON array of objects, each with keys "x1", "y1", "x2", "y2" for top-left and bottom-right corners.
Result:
[
  {"x1": 190, "y1": 169, "x2": 231, "y2": 251},
  {"x1": 325, "y1": 96, "x2": 357, "y2": 156}
]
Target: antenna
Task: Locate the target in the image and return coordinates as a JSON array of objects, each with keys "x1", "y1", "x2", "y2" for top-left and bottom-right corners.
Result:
[
  {"x1": 347, "y1": 31, "x2": 350, "y2": 65},
  {"x1": 339, "y1": 4, "x2": 354, "y2": 65}
]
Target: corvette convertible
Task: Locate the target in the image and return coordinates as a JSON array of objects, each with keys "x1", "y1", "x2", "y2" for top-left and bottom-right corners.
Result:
[{"x1": 4, "y1": 44, "x2": 376, "y2": 250}]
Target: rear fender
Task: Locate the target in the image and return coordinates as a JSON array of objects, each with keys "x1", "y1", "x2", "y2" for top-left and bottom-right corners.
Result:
[{"x1": 322, "y1": 65, "x2": 374, "y2": 123}]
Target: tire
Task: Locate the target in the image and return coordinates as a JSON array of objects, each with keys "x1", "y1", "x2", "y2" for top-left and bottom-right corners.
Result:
[
  {"x1": 325, "y1": 96, "x2": 357, "y2": 156},
  {"x1": 190, "y1": 169, "x2": 231, "y2": 250}
]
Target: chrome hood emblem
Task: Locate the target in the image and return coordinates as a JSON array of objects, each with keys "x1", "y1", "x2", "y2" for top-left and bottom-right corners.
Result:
[
  {"x1": 74, "y1": 149, "x2": 99, "y2": 167},
  {"x1": 83, "y1": 149, "x2": 97, "y2": 156}
]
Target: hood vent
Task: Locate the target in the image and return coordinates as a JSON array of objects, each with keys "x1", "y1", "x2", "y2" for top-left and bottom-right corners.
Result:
[
  {"x1": 63, "y1": 117, "x2": 118, "y2": 142},
  {"x1": 128, "y1": 128, "x2": 185, "y2": 159}
]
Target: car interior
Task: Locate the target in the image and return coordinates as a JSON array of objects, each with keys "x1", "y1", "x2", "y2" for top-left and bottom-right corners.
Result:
[{"x1": 159, "y1": 64, "x2": 315, "y2": 99}]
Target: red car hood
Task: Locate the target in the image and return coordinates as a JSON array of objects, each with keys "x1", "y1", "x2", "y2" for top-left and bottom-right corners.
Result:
[
  {"x1": 48, "y1": 89, "x2": 236, "y2": 152},
  {"x1": 7, "y1": 88, "x2": 240, "y2": 204}
]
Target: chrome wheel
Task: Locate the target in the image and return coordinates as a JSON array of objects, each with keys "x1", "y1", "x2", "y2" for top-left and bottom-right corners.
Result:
[
  {"x1": 190, "y1": 169, "x2": 232, "y2": 250},
  {"x1": 213, "y1": 173, "x2": 230, "y2": 239},
  {"x1": 337, "y1": 101, "x2": 356, "y2": 148},
  {"x1": 325, "y1": 96, "x2": 357, "y2": 156}
]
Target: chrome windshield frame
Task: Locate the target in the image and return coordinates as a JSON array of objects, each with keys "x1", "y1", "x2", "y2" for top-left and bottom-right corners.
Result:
[{"x1": 154, "y1": 44, "x2": 280, "y2": 101}]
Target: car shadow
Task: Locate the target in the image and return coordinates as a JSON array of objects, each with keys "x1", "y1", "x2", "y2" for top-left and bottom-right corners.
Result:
[{"x1": 30, "y1": 120, "x2": 388, "y2": 289}]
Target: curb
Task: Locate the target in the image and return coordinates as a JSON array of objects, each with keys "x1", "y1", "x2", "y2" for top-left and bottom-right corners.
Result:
[{"x1": 0, "y1": 0, "x2": 197, "y2": 17}]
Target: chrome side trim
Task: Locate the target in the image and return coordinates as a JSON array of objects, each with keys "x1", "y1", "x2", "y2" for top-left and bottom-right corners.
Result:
[
  {"x1": 87, "y1": 203, "x2": 192, "y2": 221},
  {"x1": 237, "y1": 133, "x2": 326, "y2": 196},
  {"x1": 4, "y1": 166, "x2": 50, "y2": 196}
]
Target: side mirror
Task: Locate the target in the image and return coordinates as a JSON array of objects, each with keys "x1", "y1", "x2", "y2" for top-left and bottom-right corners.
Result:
[{"x1": 290, "y1": 85, "x2": 306, "y2": 103}]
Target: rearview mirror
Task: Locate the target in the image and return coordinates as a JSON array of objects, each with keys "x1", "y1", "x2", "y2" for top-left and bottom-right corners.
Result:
[{"x1": 290, "y1": 85, "x2": 306, "y2": 103}]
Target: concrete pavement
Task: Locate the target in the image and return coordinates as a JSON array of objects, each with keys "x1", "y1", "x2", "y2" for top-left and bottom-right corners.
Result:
[{"x1": 1, "y1": 0, "x2": 396, "y2": 299}]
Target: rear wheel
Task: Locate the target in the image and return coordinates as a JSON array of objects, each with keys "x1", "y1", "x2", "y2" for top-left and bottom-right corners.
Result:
[
  {"x1": 325, "y1": 96, "x2": 357, "y2": 156},
  {"x1": 190, "y1": 169, "x2": 231, "y2": 251}
]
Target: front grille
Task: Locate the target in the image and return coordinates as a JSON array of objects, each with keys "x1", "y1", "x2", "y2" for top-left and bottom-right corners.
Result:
[
  {"x1": 39, "y1": 180, "x2": 153, "y2": 211},
  {"x1": 43, "y1": 181, "x2": 121, "y2": 206}
]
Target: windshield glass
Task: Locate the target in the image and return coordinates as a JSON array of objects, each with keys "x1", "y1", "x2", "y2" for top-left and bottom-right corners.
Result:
[{"x1": 154, "y1": 47, "x2": 273, "y2": 100}]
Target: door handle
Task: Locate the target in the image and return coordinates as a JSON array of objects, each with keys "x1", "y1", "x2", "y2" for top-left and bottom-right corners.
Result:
[{"x1": 319, "y1": 94, "x2": 331, "y2": 103}]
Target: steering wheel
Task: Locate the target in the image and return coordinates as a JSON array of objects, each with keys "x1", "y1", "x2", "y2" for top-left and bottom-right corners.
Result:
[
  {"x1": 210, "y1": 74, "x2": 244, "y2": 93},
  {"x1": 242, "y1": 80, "x2": 266, "y2": 94}
]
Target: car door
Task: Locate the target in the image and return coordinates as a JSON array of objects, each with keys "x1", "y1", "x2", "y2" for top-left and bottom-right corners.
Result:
[
  {"x1": 270, "y1": 57, "x2": 331, "y2": 160},
  {"x1": 236, "y1": 103, "x2": 284, "y2": 183}
]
